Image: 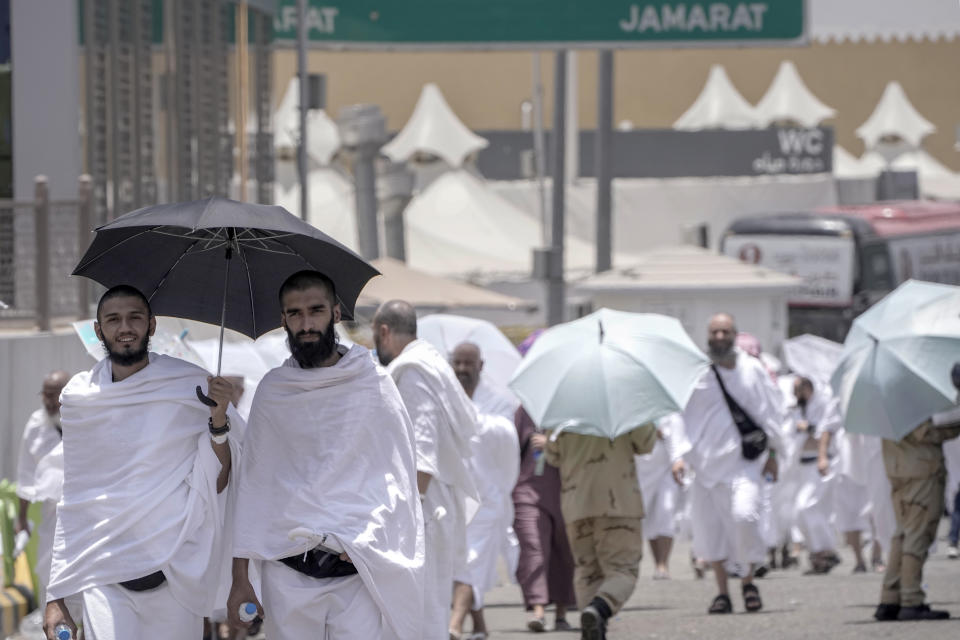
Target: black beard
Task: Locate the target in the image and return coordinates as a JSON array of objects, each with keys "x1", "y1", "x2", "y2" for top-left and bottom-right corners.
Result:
[
  {"x1": 708, "y1": 341, "x2": 734, "y2": 362},
  {"x1": 287, "y1": 322, "x2": 338, "y2": 368},
  {"x1": 103, "y1": 335, "x2": 150, "y2": 367}
]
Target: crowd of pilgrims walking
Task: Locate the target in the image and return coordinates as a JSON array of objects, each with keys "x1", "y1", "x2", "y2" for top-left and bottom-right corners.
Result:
[{"x1": 12, "y1": 271, "x2": 960, "y2": 640}]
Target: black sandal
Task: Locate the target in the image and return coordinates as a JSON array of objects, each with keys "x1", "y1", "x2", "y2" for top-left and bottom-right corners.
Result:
[
  {"x1": 708, "y1": 593, "x2": 733, "y2": 614},
  {"x1": 743, "y1": 583, "x2": 763, "y2": 612}
]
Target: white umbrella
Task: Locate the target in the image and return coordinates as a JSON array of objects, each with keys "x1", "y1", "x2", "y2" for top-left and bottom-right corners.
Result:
[
  {"x1": 510, "y1": 309, "x2": 709, "y2": 439},
  {"x1": 417, "y1": 313, "x2": 521, "y2": 388}
]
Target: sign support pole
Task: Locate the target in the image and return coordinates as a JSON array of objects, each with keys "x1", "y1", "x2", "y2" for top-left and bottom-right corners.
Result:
[
  {"x1": 595, "y1": 50, "x2": 613, "y2": 273},
  {"x1": 547, "y1": 51, "x2": 567, "y2": 326}
]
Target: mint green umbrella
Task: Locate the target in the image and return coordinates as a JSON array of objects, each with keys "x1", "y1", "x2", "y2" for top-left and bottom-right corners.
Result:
[
  {"x1": 508, "y1": 309, "x2": 709, "y2": 439},
  {"x1": 830, "y1": 279, "x2": 960, "y2": 441}
]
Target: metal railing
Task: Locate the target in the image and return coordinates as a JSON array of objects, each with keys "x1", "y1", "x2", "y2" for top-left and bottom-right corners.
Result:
[{"x1": 0, "y1": 175, "x2": 95, "y2": 330}]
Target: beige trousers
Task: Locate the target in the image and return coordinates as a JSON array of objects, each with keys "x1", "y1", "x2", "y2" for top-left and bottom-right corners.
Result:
[
  {"x1": 880, "y1": 471, "x2": 945, "y2": 607},
  {"x1": 566, "y1": 516, "x2": 643, "y2": 615}
]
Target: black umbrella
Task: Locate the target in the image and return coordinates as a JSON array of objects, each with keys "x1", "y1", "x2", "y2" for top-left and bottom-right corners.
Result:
[{"x1": 74, "y1": 197, "x2": 379, "y2": 404}]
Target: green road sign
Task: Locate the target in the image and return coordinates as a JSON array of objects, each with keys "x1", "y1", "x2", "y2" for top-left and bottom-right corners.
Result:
[{"x1": 270, "y1": 0, "x2": 807, "y2": 49}]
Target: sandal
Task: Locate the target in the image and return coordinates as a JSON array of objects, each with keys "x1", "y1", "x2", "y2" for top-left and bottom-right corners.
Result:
[
  {"x1": 526, "y1": 616, "x2": 546, "y2": 632},
  {"x1": 554, "y1": 618, "x2": 573, "y2": 631},
  {"x1": 742, "y1": 583, "x2": 763, "y2": 612},
  {"x1": 708, "y1": 593, "x2": 733, "y2": 614}
]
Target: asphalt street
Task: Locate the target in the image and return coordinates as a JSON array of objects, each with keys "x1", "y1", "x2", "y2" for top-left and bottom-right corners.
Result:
[{"x1": 480, "y1": 519, "x2": 960, "y2": 640}]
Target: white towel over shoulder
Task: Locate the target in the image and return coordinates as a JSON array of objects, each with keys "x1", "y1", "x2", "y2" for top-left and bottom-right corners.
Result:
[
  {"x1": 47, "y1": 353, "x2": 239, "y2": 618},
  {"x1": 233, "y1": 345, "x2": 425, "y2": 640}
]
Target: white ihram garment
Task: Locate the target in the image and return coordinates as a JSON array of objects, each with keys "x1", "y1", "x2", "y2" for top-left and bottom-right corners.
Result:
[
  {"x1": 47, "y1": 354, "x2": 240, "y2": 629},
  {"x1": 387, "y1": 340, "x2": 479, "y2": 640},
  {"x1": 454, "y1": 411, "x2": 520, "y2": 609},
  {"x1": 675, "y1": 353, "x2": 786, "y2": 565},
  {"x1": 233, "y1": 346, "x2": 424, "y2": 640},
  {"x1": 635, "y1": 414, "x2": 683, "y2": 540},
  {"x1": 472, "y1": 378, "x2": 520, "y2": 422},
  {"x1": 791, "y1": 391, "x2": 841, "y2": 553},
  {"x1": 16, "y1": 408, "x2": 62, "y2": 593}
]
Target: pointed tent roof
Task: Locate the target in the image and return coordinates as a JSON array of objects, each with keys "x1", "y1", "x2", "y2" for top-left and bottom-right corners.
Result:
[
  {"x1": 856, "y1": 81, "x2": 936, "y2": 149},
  {"x1": 673, "y1": 65, "x2": 760, "y2": 131},
  {"x1": 754, "y1": 61, "x2": 836, "y2": 128},
  {"x1": 382, "y1": 83, "x2": 489, "y2": 167},
  {"x1": 273, "y1": 77, "x2": 341, "y2": 165}
]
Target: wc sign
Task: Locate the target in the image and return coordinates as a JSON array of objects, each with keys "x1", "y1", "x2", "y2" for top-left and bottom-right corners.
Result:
[{"x1": 751, "y1": 127, "x2": 829, "y2": 175}]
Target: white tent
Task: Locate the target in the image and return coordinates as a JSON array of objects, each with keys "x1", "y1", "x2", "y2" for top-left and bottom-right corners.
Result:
[
  {"x1": 274, "y1": 166, "x2": 358, "y2": 248},
  {"x1": 673, "y1": 65, "x2": 760, "y2": 131},
  {"x1": 855, "y1": 81, "x2": 936, "y2": 149},
  {"x1": 383, "y1": 83, "x2": 489, "y2": 167},
  {"x1": 273, "y1": 77, "x2": 341, "y2": 165},
  {"x1": 833, "y1": 146, "x2": 872, "y2": 179},
  {"x1": 574, "y1": 245, "x2": 801, "y2": 354},
  {"x1": 891, "y1": 150, "x2": 960, "y2": 200},
  {"x1": 858, "y1": 150, "x2": 889, "y2": 176},
  {"x1": 754, "y1": 61, "x2": 836, "y2": 128},
  {"x1": 403, "y1": 169, "x2": 600, "y2": 276}
]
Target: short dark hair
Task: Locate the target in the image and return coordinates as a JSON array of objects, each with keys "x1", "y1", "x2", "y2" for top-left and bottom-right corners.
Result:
[
  {"x1": 279, "y1": 270, "x2": 338, "y2": 309},
  {"x1": 96, "y1": 285, "x2": 152, "y2": 322},
  {"x1": 373, "y1": 299, "x2": 417, "y2": 337},
  {"x1": 795, "y1": 376, "x2": 814, "y2": 392}
]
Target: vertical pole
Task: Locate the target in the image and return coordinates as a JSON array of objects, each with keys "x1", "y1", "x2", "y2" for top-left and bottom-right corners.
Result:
[
  {"x1": 354, "y1": 150, "x2": 380, "y2": 259},
  {"x1": 531, "y1": 53, "x2": 549, "y2": 246},
  {"x1": 237, "y1": 2, "x2": 249, "y2": 201},
  {"x1": 595, "y1": 50, "x2": 613, "y2": 273},
  {"x1": 564, "y1": 51, "x2": 578, "y2": 185},
  {"x1": 380, "y1": 162, "x2": 414, "y2": 261},
  {"x1": 296, "y1": 0, "x2": 309, "y2": 219},
  {"x1": 547, "y1": 51, "x2": 567, "y2": 327},
  {"x1": 34, "y1": 176, "x2": 50, "y2": 331},
  {"x1": 77, "y1": 175, "x2": 93, "y2": 318}
]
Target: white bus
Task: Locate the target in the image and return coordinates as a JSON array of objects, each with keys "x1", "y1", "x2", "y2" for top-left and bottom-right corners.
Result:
[{"x1": 721, "y1": 201, "x2": 960, "y2": 341}]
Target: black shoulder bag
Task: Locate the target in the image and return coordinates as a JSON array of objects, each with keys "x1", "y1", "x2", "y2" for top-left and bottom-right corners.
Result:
[{"x1": 712, "y1": 365, "x2": 768, "y2": 460}]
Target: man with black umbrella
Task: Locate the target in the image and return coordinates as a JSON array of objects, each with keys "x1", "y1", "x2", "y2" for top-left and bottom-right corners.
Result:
[{"x1": 43, "y1": 285, "x2": 238, "y2": 639}]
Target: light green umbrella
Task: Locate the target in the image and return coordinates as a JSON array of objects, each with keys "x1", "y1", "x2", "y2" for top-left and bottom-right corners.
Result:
[
  {"x1": 830, "y1": 279, "x2": 960, "y2": 441},
  {"x1": 508, "y1": 308, "x2": 710, "y2": 439}
]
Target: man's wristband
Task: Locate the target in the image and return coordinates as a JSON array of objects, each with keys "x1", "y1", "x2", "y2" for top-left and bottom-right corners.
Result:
[
  {"x1": 208, "y1": 415, "x2": 230, "y2": 436},
  {"x1": 210, "y1": 432, "x2": 229, "y2": 445}
]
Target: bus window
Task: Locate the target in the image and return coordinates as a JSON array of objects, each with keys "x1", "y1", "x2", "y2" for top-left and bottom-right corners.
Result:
[{"x1": 860, "y1": 244, "x2": 893, "y2": 292}]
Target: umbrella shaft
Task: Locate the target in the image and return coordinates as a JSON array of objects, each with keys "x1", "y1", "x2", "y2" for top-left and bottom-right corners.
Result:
[{"x1": 217, "y1": 245, "x2": 232, "y2": 377}]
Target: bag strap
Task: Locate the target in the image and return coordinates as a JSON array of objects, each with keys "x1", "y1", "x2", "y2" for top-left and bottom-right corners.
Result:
[{"x1": 711, "y1": 364, "x2": 759, "y2": 436}]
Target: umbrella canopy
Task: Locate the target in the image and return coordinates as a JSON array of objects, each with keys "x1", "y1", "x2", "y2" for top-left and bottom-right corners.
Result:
[
  {"x1": 509, "y1": 309, "x2": 710, "y2": 439},
  {"x1": 73, "y1": 197, "x2": 378, "y2": 339},
  {"x1": 782, "y1": 333, "x2": 843, "y2": 387},
  {"x1": 830, "y1": 280, "x2": 960, "y2": 440},
  {"x1": 417, "y1": 313, "x2": 521, "y2": 388}
]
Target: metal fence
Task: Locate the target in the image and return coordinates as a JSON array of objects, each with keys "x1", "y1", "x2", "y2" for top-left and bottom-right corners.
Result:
[{"x1": 0, "y1": 175, "x2": 94, "y2": 329}]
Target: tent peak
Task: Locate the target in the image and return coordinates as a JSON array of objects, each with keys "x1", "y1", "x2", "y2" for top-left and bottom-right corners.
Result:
[
  {"x1": 382, "y1": 83, "x2": 488, "y2": 168},
  {"x1": 755, "y1": 61, "x2": 836, "y2": 128},
  {"x1": 674, "y1": 65, "x2": 759, "y2": 131}
]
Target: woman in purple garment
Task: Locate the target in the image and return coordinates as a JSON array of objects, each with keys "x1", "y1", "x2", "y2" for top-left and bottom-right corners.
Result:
[{"x1": 512, "y1": 329, "x2": 576, "y2": 632}]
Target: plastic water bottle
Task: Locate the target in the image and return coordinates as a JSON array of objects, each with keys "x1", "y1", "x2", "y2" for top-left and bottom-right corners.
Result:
[
  {"x1": 238, "y1": 602, "x2": 259, "y2": 623},
  {"x1": 533, "y1": 449, "x2": 546, "y2": 476},
  {"x1": 53, "y1": 624, "x2": 73, "y2": 640}
]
